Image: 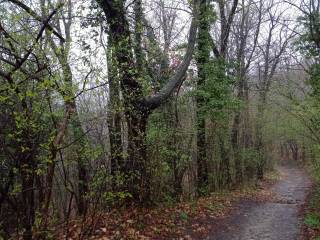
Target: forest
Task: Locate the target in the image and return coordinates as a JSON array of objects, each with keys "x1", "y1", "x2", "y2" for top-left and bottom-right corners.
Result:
[{"x1": 1, "y1": 0, "x2": 320, "y2": 239}]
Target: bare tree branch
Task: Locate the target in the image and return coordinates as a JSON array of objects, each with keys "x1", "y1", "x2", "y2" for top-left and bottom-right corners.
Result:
[{"x1": 5, "y1": 0, "x2": 65, "y2": 42}]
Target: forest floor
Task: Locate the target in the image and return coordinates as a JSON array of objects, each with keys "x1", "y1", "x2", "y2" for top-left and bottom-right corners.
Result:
[{"x1": 60, "y1": 165, "x2": 312, "y2": 240}]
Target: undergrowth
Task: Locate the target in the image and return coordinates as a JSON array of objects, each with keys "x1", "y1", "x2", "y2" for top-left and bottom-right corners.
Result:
[{"x1": 303, "y1": 183, "x2": 320, "y2": 239}]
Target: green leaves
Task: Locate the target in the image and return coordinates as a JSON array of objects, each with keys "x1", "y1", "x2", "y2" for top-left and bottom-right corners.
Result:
[
  {"x1": 305, "y1": 214, "x2": 320, "y2": 229},
  {"x1": 194, "y1": 59, "x2": 239, "y2": 121},
  {"x1": 296, "y1": 10, "x2": 320, "y2": 59},
  {"x1": 309, "y1": 64, "x2": 320, "y2": 96}
]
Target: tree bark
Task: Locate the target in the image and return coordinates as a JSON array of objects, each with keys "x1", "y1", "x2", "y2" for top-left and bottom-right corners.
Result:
[{"x1": 196, "y1": 0, "x2": 210, "y2": 194}]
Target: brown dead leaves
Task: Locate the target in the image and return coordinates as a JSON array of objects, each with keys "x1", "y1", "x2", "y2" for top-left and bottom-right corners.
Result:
[{"x1": 57, "y1": 179, "x2": 275, "y2": 240}]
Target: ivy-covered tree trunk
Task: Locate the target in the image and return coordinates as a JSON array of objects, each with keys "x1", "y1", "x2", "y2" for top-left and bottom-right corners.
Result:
[
  {"x1": 134, "y1": 0, "x2": 144, "y2": 75},
  {"x1": 196, "y1": 0, "x2": 210, "y2": 194},
  {"x1": 97, "y1": 0, "x2": 198, "y2": 203},
  {"x1": 107, "y1": 34, "x2": 124, "y2": 188},
  {"x1": 126, "y1": 108, "x2": 150, "y2": 202},
  {"x1": 98, "y1": 0, "x2": 151, "y2": 203}
]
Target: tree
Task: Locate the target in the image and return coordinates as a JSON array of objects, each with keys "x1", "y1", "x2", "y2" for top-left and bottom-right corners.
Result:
[
  {"x1": 0, "y1": 1, "x2": 71, "y2": 238},
  {"x1": 230, "y1": 0, "x2": 262, "y2": 184},
  {"x1": 96, "y1": 0, "x2": 199, "y2": 203},
  {"x1": 254, "y1": 1, "x2": 295, "y2": 179},
  {"x1": 196, "y1": 0, "x2": 211, "y2": 194}
]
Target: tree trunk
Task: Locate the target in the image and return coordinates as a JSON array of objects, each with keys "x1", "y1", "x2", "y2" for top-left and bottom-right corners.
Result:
[
  {"x1": 21, "y1": 163, "x2": 35, "y2": 240},
  {"x1": 20, "y1": 148, "x2": 35, "y2": 240},
  {"x1": 255, "y1": 100, "x2": 265, "y2": 180},
  {"x1": 231, "y1": 109, "x2": 242, "y2": 184},
  {"x1": 107, "y1": 34, "x2": 124, "y2": 189},
  {"x1": 218, "y1": 133, "x2": 231, "y2": 188},
  {"x1": 196, "y1": 0, "x2": 210, "y2": 194},
  {"x1": 126, "y1": 107, "x2": 150, "y2": 203},
  {"x1": 70, "y1": 113, "x2": 89, "y2": 216}
]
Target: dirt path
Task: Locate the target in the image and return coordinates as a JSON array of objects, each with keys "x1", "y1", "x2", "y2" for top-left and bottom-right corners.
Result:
[{"x1": 207, "y1": 165, "x2": 312, "y2": 240}]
